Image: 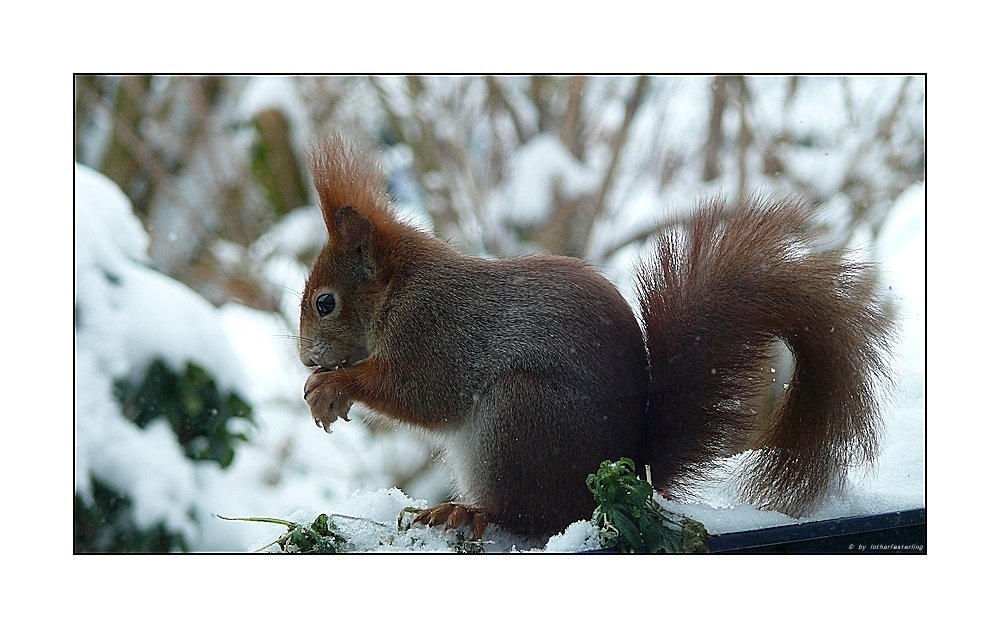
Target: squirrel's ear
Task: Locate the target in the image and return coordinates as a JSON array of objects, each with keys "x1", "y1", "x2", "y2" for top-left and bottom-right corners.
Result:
[{"x1": 328, "y1": 205, "x2": 372, "y2": 252}]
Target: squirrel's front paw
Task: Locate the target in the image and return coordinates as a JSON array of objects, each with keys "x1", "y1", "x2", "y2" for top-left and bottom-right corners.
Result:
[
  {"x1": 413, "y1": 502, "x2": 489, "y2": 539},
  {"x1": 304, "y1": 369, "x2": 353, "y2": 432}
]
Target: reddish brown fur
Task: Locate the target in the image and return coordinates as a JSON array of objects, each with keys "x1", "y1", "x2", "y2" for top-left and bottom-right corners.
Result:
[
  {"x1": 636, "y1": 197, "x2": 895, "y2": 515},
  {"x1": 299, "y1": 136, "x2": 896, "y2": 537},
  {"x1": 309, "y1": 136, "x2": 395, "y2": 232}
]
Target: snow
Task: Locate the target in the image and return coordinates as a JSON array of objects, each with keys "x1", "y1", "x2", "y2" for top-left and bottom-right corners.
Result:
[
  {"x1": 541, "y1": 520, "x2": 604, "y2": 553},
  {"x1": 74, "y1": 165, "x2": 457, "y2": 551},
  {"x1": 233, "y1": 74, "x2": 312, "y2": 156},
  {"x1": 236, "y1": 76, "x2": 303, "y2": 121},
  {"x1": 75, "y1": 165, "x2": 249, "y2": 396},
  {"x1": 244, "y1": 490, "x2": 452, "y2": 553},
  {"x1": 74, "y1": 163, "x2": 150, "y2": 267},
  {"x1": 502, "y1": 133, "x2": 600, "y2": 223}
]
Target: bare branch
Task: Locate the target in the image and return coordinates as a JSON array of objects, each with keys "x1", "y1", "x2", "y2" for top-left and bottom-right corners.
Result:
[
  {"x1": 485, "y1": 75, "x2": 531, "y2": 144},
  {"x1": 703, "y1": 75, "x2": 728, "y2": 182},
  {"x1": 559, "y1": 75, "x2": 587, "y2": 159},
  {"x1": 578, "y1": 75, "x2": 651, "y2": 252}
]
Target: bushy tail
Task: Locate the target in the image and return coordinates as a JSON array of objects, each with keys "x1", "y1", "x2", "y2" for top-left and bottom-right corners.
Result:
[{"x1": 636, "y1": 196, "x2": 895, "y2": 516}]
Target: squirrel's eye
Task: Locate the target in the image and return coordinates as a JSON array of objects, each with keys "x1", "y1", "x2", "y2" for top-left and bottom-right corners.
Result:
[{"x1": 316, "y1": 293, "x2": 337, "y2": 317}]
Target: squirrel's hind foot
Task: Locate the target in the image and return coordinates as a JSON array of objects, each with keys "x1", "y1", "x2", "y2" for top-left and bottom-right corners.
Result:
[{"x1": 413, "y1": 502, "x2": 489, "y2": 539}]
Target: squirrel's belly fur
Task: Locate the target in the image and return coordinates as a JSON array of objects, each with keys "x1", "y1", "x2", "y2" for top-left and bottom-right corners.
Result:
[{"x1": 299, "y1": 136, "x2": 896, "y2": 537}]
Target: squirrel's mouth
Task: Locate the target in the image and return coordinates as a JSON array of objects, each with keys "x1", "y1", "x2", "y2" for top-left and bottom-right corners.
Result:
[
  {"x1": 300, "y1": 337, "x2": 371, "y2": 370},
  {"x1": 311, "y1": 354, "x2": 370, "y2": 372}
]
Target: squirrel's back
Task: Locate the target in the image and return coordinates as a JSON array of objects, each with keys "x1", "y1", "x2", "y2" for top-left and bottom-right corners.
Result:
[{"x1": 375, "y1": 245, "x2": 651, "y2": 534}]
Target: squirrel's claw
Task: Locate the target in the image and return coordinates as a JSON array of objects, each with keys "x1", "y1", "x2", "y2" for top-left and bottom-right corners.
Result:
[
  {"x1": 413, "y1": 502, "x2": 489, "y2": 539},
  {"x1": 304, "y1": 369, "x2": 353, "y2": 431}
]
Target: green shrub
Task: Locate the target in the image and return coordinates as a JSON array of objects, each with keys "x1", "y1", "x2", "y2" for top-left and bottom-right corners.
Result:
[
  {"x1": 74, "y1": 477, "x2": 189, "y2": 553},
  {"x1": 113, "y1": 358, "x2": 252, "y2": 468},
  {"x1": 75, "y1": 358, "x2": 253, "y2": 553},
  {"x1": 587, "y1": 457, "x2": 709, "y2": 553}
]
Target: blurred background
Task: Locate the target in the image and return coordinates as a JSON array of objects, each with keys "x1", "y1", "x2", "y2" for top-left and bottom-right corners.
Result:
[{"x1": 73, "y1": 75, "x2": 925, "y2": 552}]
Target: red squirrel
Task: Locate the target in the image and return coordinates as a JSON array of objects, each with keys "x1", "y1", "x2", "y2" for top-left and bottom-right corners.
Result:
[{"x1": 300, "y1": 136, "x2": 895, "y2": 538}]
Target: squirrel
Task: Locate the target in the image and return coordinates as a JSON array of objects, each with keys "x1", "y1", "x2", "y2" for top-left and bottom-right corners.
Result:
[{"x1": 299, "y1": 135, "x2": 896, "y2": 539}]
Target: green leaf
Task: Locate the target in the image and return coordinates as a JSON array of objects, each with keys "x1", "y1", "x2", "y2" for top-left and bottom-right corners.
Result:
[
  {"x1": 112, "y1": 358, "x2": 254, "y2": 469},
  {"x1": 588, "y1": 457, "x2": 711, "y2": 553},
  {"x1": 615, "y1": 516, "x2": 643, "y2": 551}
]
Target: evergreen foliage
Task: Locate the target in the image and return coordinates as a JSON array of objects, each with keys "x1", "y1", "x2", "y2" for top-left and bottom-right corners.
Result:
[
  {"x1": 74, "y1": 477, "x2": 189, "y2": 553},
  {"x1": 113, "y1": 359, "x2": 252, "y2": 468},
  {"x1": 74, "y1": 359, "x2": 253, "y2": 553}
]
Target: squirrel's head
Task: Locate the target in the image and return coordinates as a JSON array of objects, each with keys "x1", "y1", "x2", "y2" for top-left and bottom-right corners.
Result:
[
  {"x1": 299, "y1": 136, "x2": 397, "y2": 370},
  {"x1": 299, "y1": 204, "x2": 382, "y2": 370}
]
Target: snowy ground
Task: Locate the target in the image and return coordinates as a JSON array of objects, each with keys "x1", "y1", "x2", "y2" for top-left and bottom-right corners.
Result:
[{"x1": 74, "y1": 162, "x2": 925, "y2": 553}]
